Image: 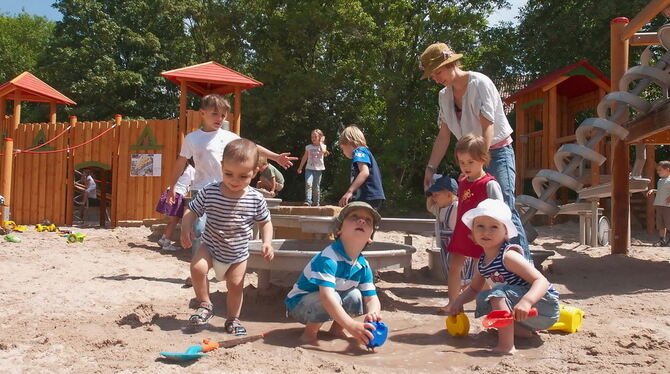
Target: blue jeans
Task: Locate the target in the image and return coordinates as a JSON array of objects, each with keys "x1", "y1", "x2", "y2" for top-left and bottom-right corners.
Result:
[
  {"x1": 190, "y1": 189, "x2": 207, "y2": 257},
  {"x1": 288, "y1": 288, "x2": 364, "y2": 324},
  {"x1": 475, "y1": 284, "x2": 560, "y2": 331},
  {"x1": 304, "y1": 169, "x2": 323, "y2": 206},
  {"x1": 486, "y1": 145, "x2": 531, "y2": 261}
]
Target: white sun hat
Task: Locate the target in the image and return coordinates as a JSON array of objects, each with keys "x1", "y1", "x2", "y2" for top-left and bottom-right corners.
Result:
[{"x1": 461, "y1": 199, "x2": 518, "y2": 239}]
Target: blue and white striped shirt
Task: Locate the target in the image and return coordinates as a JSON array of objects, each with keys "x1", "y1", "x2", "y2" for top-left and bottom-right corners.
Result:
[
  {"x1": 285, "y1": 239, "x2": 377, "y2": 310},
  {"x1": 189, "y1": 183, "x2": 270, "y2": 264}
]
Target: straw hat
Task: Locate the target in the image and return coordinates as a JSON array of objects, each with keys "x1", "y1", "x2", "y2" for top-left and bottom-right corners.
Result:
[
  {"x1": 461, "y1": 199, "x2": 518, "y2": 239},
  {"x1": 419, "y1": 43, "x2": 463, "y2": 79}
]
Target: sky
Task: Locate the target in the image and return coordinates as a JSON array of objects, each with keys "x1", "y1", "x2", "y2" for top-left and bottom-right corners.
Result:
[{"x1": 0, "y1": 0, "x2": 527, "y2": 24}]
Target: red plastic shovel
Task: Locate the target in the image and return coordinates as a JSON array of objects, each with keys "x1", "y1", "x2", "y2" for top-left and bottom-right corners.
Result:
[{"x1": 482, "y1": 308, "x2": 538, "y2": 328}]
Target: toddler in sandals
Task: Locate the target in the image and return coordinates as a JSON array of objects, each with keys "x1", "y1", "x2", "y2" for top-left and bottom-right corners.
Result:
[{"x1": 180, "y1": 138, "x2": 275, "y2": 334}]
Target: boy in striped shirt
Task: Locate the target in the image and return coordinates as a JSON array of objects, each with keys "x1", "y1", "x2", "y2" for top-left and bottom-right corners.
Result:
[
  {"x1": 285, "y1": 202, "x2": 383, "y2": 347},
  {"x1": 181, "y1": 139, "x2": 274, "y2": 335}
]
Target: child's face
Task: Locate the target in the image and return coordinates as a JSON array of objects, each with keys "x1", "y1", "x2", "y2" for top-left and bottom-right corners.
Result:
[
  {"x1": 471, "y1": 215, "x2": 507, "y2": 249},
  {"x1": 258, "y1": 163, "x2": 268, "y2": 172},
  {"x1": 200, "y1": 107, "x2": 228, "y2": 132},
  {"x1": 339, "y1": 143, "x2": 354, "y2": 159},
  {"x1": 457, "y1": 152, "x2": 485, "y2": 179},
  {"x1": 431, "y1": 190, "x2": 455, "y2": 208},
  {"x1": 222, "y1": 159, "x2": 258, "y2": 193},
  {"x1": 311, "y1": 132, "x2": 321, "y2": 145},
  {"x1": 338, "y1": 208, "x2": 375, "y2": 243},
  {"x1": 657, "y1": 166, "x2": 670, "y2": 178}
]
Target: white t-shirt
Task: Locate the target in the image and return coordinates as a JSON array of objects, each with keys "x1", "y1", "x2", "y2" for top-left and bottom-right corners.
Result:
[
  {"x1": 305, "y1": 144, "x2": 326, "y2": 170},
  {"x1": 437, "y1": 71, "x2": 513, "y2": 145},
  {"x1": 85, "y1": 175, "x2": 97, "y2": 198},
  {"x1": 654, "y1": 176, "x2": 670, "y2": 207},
  {"x1": 179, "y1": 129, "x2": 240, "y2": 190},
  {"x1": 174, "y1": 165, "x2": 195, "y2": 195}
]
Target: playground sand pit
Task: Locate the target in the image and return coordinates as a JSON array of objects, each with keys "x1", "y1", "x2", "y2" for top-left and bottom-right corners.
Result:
[{"x1": 1, "y1": 222, "x2": 670, "y2": 373}]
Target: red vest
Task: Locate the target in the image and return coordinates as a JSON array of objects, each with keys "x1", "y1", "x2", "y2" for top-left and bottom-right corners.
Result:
[{"x1": 447, "y1": 173, "x2": 496, "y2": 258}]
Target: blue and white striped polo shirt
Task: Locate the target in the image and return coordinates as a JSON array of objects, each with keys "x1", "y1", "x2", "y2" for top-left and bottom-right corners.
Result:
[
  {"x1": 189, "y1": 183, "x2": 269, "y2": 264},
  {"x1": 285, "y1": 239, "x2": 377, "y2": 310}
]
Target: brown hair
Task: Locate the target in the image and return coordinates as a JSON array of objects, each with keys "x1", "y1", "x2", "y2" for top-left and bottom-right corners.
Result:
[
  {"x1": 200, "y1": 94, "x2": 231, "y2": 112},
  {"x1": 455, "y1": 134, "x2": 490, "y2": 165},
  {"x1": 223, "y1": 138, "x2": 259, "y2": 166},
  {"x1": 339, "y1": 125, "x2": 367, "y2": 147},
  {"x1": 658, "y1": 160, "x2": 670, "y2": 169}
]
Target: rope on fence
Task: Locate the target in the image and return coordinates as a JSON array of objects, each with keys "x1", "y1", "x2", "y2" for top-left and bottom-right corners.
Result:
[
  {"x1": 14, "y1": 125, "x2": 73, "y2": 154},
  {"x1": 18, "y1": 124, "x2": 118, "y2": 154}
]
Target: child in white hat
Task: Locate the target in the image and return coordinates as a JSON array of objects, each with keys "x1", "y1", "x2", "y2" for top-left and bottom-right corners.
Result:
[{"x1": 446, "y1": 199, "x2": 560, "y2": 354}]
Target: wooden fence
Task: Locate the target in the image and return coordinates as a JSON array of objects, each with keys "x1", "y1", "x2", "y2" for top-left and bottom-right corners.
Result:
[{"x1": 0, "y1": 116, "x2": 180, "y2": 226}]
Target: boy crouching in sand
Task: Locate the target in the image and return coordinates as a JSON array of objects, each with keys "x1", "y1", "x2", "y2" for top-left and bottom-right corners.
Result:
[
  {"x1": 285, "y1": 202, "x2": 383, "y2": 346},
  {"x1": 181, "y1": 138, "x2": 274, "y2": 335}
]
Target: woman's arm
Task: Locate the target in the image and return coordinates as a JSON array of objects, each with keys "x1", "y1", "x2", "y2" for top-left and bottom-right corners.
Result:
[
  {"x1": 424, "y1": 123, "x2": 452, "y2": 189},
  {"x1": 479, "y1": 115, "x2": 494, "y2": 150}
]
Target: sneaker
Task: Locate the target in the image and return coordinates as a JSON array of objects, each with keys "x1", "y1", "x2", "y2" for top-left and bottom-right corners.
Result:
[
  {"x1": 303, "y1": 202, "x2": 311, "y2": 206},
  {"x1": 653, "y1": 239, "x2": 666, "y2": 247},
  {"x1": 162, "y1": 243, "x2": 180, "y2": 251},
  {"x1": 158, "y1": 237, "x2": 170, "y2": 247}
]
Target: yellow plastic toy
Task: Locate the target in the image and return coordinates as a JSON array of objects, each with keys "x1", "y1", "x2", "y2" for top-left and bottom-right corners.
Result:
[
  {"x1": 548, "y1": 305, "x2": 584, "y2": 333},
  {"x1": 35, "y1": 224, "x2": 58, "y2": 232},
  {"x1": 446, "y1": 312, "x2": 470, "y2": 337},
  {"x1": 67, "y1": 233, "x2": 86, "y2": 243},
  {"x1": 3, "y1": 220, "x2": 28, "y2": 232}
]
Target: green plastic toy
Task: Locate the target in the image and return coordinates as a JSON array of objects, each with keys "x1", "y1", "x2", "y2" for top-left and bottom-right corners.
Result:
[
  {"x1": 4, "y1": 234, "x2": 21, "y2": 243},
  {"x1": 67, "y1": 233, "x2": 86, "y2": 243}
]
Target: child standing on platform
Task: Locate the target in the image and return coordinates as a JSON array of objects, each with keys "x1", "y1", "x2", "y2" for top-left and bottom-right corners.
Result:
[
  {"x1": 297, "y1": 129, "x2": 328, "y2": 206},
  {"x1": 445, "y1": 134, "x2": 504, "y2": 314},
  {"x1": 447, "y1": 199, "x2": 559, "y2": 354},
  {"x1": 647, "y1": 160, "x2": 670, "y2": 246},
  {"x1": 181, "y1": 139, "x2": 274, "y2": 334},
  {"x1": 156, "y1": 158, "x2": 195, "y2": 251},
  {"x1": 338, "y1": 125, "x2": 385, "y2": 211}
]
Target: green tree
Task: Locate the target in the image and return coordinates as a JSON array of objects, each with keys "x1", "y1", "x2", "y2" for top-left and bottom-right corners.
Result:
[{"x1": 0, "y1": 13, "x2": 54, "y2": 83}]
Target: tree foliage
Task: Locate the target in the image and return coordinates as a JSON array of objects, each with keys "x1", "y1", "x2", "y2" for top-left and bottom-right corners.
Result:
[{"x1": 0, "y1": 13, "x2": 54, "y2": 83}]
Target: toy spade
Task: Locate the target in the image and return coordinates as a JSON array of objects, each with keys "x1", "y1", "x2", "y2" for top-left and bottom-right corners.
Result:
[
  {"x1": 160, "y1": 333, "x2": 266, "y2": 361},
  {"x1": 482, "y1": 308, "x2": 538, "y2": 328}
]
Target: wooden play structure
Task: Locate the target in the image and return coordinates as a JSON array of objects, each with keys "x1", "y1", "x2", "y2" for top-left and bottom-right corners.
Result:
[
  {"x1": 0, "y1": 62, "x2": 263, "y2": 226},
  {"x1": 514, "y1": 0, "x2": 670, "y2": 254}
]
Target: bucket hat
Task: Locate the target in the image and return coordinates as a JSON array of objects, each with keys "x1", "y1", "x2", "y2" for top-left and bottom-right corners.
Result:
[
  {"x1": 419, "y1": 43, "x2": 463, "y2": 79},
  {"x1": 461, "y1": 199, "x2": 518, "y2": 239},
  {"x1": 426, "y1": 175, "x2": 458, "y2": 197},
  {"x1": 333, "y1": 201, "x2": 381, "y2": 237}
]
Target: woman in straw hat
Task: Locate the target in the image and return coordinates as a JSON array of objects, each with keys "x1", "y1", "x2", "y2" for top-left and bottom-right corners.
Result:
[{"x1": 419, "y1": 42, "x2": 530, "y2": 261}]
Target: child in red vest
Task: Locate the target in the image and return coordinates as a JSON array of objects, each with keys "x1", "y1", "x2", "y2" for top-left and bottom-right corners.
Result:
[{"x1": 444, "y1": 134, "x2": 503, "y2": 314}]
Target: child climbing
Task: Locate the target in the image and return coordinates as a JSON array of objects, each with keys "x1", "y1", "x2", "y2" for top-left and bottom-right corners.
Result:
[
  {"x1": 155, "y1": 158, "x2": 195, "y2": 251},
  {"x1": 180, "y1": 138, "x2": 274, "y2": 334},
  {"x1": 338, "y1": 125, "x2": 385, "y2": 211},
  {"x1": 646, "y1": 160, "x2": 670, "y2": 246},
  {"x1": 297, "y1": 129, "x2": 328, "y2": 206},
  {"x1": 256, "y1": 156, "x2": 284, "y2": 198},
  {"x1": 446, "y1": 199, "x2": 560, "y2": 354}
]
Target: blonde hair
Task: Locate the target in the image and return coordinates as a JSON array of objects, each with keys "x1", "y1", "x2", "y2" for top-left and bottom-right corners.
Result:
[
  {"x1": 311, "y1": 129, "x2": 329, "y2": 154},
  {"x1": 223, "y1": 138, "x2": 259, "y2": 166},
  {"x1": 258, "y1": 155, "x2": 268, "y2": 167},
  {"x1": 339, "y1": 125, "x2": 367, "y2": 147},
  {"x1": 455, "y1": 134, "x2": 490, "y2": 165},
  {"x1": 658, "y1": 160, "x2": 670, "y2": 169},
  {"x1": 201, "y1": 94, "x2": 231, "y2": 113}
]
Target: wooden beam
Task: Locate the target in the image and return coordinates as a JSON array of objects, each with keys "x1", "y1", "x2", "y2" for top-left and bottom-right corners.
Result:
[
  {"x1": 0, "y1": 97, "x2": 5, "y2": 118},
  {"x1": 621, "y1": 0, "x2": 670, "y2": 40},
  {"x1": 233, "y1": 87, "x2": 241, "y2": 135},
  {"x1": 610, "y1": 17, "x2": 631, "y2": 254},
  {"x1": 624, "y1": 99, "x2": 670, "y2": 143},
  {"x1": 49, "y1": 102, "x2": 57, "y2": 124},
  {"x1": 2, "y1": 138, "x2": 13, "y2": 221},
  {"x1": 631, "y1": 32, "x2": 660, "y2": 46},
  {"x1": 179, "y1": 81, "x2": 187, "y2": 150},
  {"x1": 541, "y1": 76, "x2": 570, "y2": 92},
  {"x1": 12, "y1": 90, "x2": 21, "y2": 136},
  {"x1": 644, "y1": 145, "x2": 656, "y2": 234}
]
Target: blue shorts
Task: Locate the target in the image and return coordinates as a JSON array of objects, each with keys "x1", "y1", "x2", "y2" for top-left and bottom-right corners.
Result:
[
  {"x1": 288, "y1": 288, "x2": 364, "y2": 324},
  {"x1": 475, "y1": 284, "x2": 560, "y2": 331}
]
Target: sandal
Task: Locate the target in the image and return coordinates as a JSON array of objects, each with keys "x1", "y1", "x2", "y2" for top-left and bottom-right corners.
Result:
[
  {"x1": 189, "y1": 302, "x2": 214, "y2": 326},
  {"x1": 224, "y1": 318, "x2": 247, "y2": 336}
]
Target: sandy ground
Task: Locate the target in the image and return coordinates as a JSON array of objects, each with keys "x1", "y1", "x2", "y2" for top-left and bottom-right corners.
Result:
[{"x1": 1, "y1": 220, "x2": 670, "y2": 373}]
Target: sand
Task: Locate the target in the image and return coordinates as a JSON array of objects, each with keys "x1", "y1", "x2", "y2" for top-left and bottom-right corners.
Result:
[{"x1": 1, "y1": 221, "x2": 669, "y2": 373}]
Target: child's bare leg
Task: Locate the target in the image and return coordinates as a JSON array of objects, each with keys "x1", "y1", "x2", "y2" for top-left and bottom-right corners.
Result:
[
  {"x1": 301, "y1": 322, "x2": 323, "y2": 345},
  {"x1": 440, "y1": 253, "x2": 466, "y2": 313},
  {"x1": 327, "y1": 320, "x2": 348, "y2": 339},
  {"x1": 514, "y1": 323, "x2": 535, "y2": 338},
  {"x1": 224, "y1": 261, "x2": 247, "y2": 319},
  {"x1": 164, "y1": 216, "x2": 178, "y2": 240},
  {"x1": 256, "y1": 179, "x2": 272, "y2": 190},
  {"x1": 191, "y1": 244, "x2": 213, "y2": 303},
  {"x1": 489, "y1": 297, "x2": 515, "y2": 354}
]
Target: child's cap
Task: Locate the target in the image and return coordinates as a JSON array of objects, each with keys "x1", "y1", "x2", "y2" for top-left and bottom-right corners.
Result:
[
  {"x1": 461, "y1": 199, "x2": 518, "y2": 239},
  {"x1": 333, "y1": 201, "x2": 381, "y2": 235},
  {"x1": 426, "y1": 176, "x2": 458, "y2": 197}
]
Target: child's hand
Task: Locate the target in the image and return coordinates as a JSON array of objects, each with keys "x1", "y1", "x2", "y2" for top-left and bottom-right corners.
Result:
[
  {"x1": 647, "y1": 189, "x2": 656, "y2": 197},
  {"x1": 167, "y1": 189, "x2": 176, "y2": 205},
  {"x1": 261, "y1": 243, "x2": 274, "y2": 262},
  {"x1": 180, "y1": 229, "x2": 195, "y2": 249},
  {"x1": 346, "y1": 321, "x2": 374, "y2": 346},
  {"x1": 363, "y1": 311, "x2": 382, "y2": 323},
  {"x1": 275, "y1": 153, "x2": 298, "y2": 169},
  {"x1": 445, "y1": 302, "x2": 464, "y2": 316},
  {"x1": 339, "y1": 192, "x2": 353, "y2": 207},
  {"x1": 513, "y1": 299, "x2": 533, "y2": 321},
  {"x1": 297, "y1": 168, "x2": 303, "y2": 174}
]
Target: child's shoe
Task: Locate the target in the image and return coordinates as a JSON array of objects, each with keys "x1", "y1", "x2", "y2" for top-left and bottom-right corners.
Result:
[
  {"x1": 224, "y1": 318, "x2": 247, "y2": 336},
  {"x1": 162, "y1": 242, "x2": 180, "y2": 251},
  {"x1": 653, "y1": 238, "x2": 666, "y2": 247},
  {"x1": 189, "y1": 302, "x2": 214, "y2": 326},
  {"x1": 158, "y1": 236, "x2": 170, "y2": 247}
]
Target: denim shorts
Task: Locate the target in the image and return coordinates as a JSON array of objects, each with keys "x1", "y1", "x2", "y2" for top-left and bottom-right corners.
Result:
[
  {"x1": 475, "y1": 284, "x2": 560, "y2": 331},
  {"x1": 288, "y1": 288, "x2": 364, "y2": 324}
]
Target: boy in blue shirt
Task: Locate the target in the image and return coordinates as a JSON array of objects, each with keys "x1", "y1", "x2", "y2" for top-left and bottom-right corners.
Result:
[
  {"x1": 285, "y1": 202, "x2": 383, "y2": 347},
  {"x1": 337, "y1": 125, "x2": 385, "y2": 211}
]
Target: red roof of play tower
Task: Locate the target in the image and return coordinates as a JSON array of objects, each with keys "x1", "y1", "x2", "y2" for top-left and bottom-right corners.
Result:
[
  {"x1": 161, "y1": 61, "x2": 263, "y2": 96},
  {"x1": 0, "y1": 72, "x2": 76, "y2": 105}
]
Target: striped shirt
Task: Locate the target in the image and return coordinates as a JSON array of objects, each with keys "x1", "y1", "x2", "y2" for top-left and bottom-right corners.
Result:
[
  {"x1": 285, "y1": 239, "x2": 377, "y2": 310},
  {"x1": 188, "y1": 183, "x2": 270, "y2": 264}
]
